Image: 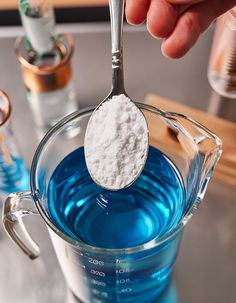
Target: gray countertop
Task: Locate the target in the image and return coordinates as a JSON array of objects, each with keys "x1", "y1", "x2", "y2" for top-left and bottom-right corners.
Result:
[{"x1": 0, "y1": 22, "x2": 235, "y2": 303}]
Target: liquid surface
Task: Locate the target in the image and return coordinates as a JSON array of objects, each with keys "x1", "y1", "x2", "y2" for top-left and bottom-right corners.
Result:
[{"x1": 48, "y1": 146, "x2": 185, "y2": 249}]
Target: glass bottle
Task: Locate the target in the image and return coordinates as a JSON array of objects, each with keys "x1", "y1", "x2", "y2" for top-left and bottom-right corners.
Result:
[
  {"x1": 17, "y1": 0, "x2": 78, "y2": 132},
  {"x1": 208, "y1": 7, "x2": 236, "y2": 98},
  {"x1": 0, "y1": 90, "x2": 29, "y2": 203},
  {"x1": 18, "y1": 0, "x2": 56, "y2": 55}
]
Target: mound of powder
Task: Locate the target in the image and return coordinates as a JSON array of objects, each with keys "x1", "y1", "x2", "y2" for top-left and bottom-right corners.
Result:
[{"x1": 84, "y1": 94, "x2": 148, "y2": 190}]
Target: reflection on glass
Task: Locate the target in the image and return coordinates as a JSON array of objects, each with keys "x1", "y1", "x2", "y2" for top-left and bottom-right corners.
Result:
[
  {"x1": 0, "y1": 90, "x2": 29, "y2": 204},
  {"x1": 65, "y1": 280, "x2": 179, "y2": 303}
]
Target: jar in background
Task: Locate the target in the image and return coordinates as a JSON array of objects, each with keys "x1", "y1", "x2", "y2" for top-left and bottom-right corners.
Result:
[{"x1": 208, "y1": 7, "x2": 236, "y2": 98}]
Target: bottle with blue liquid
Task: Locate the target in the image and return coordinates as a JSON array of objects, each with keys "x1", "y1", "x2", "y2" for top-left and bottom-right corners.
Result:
[{"x1": 0, "y1": 90, "x2": 29, "y2": 203}]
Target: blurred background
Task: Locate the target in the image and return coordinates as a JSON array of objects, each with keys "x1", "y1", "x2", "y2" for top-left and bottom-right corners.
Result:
[
  {"x1": 0, "y1": 0, "x2": 235, "y2": 123},
  {"x1": 0, "y1": 0, "x2": 109, "y2": 25}
]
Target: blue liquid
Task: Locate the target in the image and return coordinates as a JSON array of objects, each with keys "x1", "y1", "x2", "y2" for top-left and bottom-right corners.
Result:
[
  {"x1": 0, "y1": 155, "x2": 29, "y2": 194},
  {"x1": 48, "y1": 146, "x2": 185, "y2": 248},
  {"x1": 48, "y1": 146, "x2": 186, "y2": 302}
]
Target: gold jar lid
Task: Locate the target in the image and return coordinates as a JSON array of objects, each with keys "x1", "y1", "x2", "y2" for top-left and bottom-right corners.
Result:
[
  {"x1": 0, "y1": 90, "x2": 12, "y2": 126},
  {"x1": 15, "y1": 33, "x2": 74, "y2": 93}
]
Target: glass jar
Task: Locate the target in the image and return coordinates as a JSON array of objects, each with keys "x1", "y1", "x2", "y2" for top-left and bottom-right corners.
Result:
[{"x1": 208, "y1": 7, "x2": 236, "y2": 98}]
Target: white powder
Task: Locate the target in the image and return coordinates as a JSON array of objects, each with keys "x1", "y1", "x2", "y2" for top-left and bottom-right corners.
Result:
[{"x1": 84, "y1": 94, "x2": 148, "y2": 190}]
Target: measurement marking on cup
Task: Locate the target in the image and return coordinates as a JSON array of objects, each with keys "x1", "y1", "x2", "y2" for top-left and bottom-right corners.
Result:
[
  {"x1": 90, "y1": 269, "x2": 106, "y2": 277},
  {"x1": 91, "y1": 279, "x2": 107, "y2": 287},
  {"x1": 116, "y1": 259, "x2": 126, "y2": 264},
  {"x1": 71, "y1": 260, "x2": 86, "y2": 269},
  {"x1": 116, "y1": 268, "x2": 130, "y2": 274},
  {"x1": 92, "y1": 289, "x2": 108, "y2": 298},
  {"x1": 69, "y1": 257, "x2": 86, "y2": 268},
  {"x1": 88, "y1": 257, "x2": 105, "y2": 266},
  {"x1": 66, "y1": 247, "x2": 84, "y2": 257},
  {"x1": 117, "y1": 288, "x2": 133, "y2": 294},
  {"x1": 116, "y1": 259, "x2": 131, "y2": 278},
  {"x1": 92, "y1": 289, "x2": 100, "y2": 295},
  {"x1": 71, "y1": 248, "x2": 84, "y2": 256},
  {"x1": 65, "y1": 248, "x2": 85, "y2": 268},
  {"x1": 116, "y1": 278, "x2": 131, "y2": 284}
]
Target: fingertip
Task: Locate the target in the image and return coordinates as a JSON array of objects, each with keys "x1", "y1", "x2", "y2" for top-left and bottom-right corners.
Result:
[
  {"x1": 146, "y1": 0, "x2": 178, "y2": 38},
  {"x1": 125, "y1": 0, "x2": 150, "y2": 25},
  {"x1": 147, "y1": 19, "x2": 167, "y2": 39},
  {"x1": 161, "y1": 40, "x2": 190, "y2": 59},
  {"x1": 161, "y1": 43, "x2": 174, "y2": 59},
  {"x1": 126, "y1": 12, "x2": 146, "y2": 25}
]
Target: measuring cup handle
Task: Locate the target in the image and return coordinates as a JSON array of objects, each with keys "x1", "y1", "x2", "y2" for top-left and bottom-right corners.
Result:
[{"x1": 3, "y1": 191, "x2": 40, "y2": 259}]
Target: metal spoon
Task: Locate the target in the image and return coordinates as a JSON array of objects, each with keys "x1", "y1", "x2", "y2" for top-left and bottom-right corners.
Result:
[{"x1": 84, "y1": 0, "x2": 149, "y2": 190}]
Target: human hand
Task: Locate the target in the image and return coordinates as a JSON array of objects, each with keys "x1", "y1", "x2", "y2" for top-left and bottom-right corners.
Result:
[{"x1": 125, "y1": 0, "x2": 236, "y2": 58}]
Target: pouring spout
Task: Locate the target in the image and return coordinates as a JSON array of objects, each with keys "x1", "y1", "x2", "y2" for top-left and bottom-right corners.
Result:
[{"x1": 165, "y1": 112, "x2": 222, "y2": 201}]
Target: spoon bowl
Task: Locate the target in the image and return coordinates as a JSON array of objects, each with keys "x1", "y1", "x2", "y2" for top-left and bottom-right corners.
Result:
[{"x1": 84, "y1": 0, "x2": 149, "y2": 190}]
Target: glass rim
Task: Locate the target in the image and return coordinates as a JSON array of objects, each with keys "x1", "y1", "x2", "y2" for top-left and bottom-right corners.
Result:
[
  {"x1": 15, "y1": 33, "x2": 74, "y2": 74},
  {"x1": 30, "y1": 103, "x2": 221, "y2": 255},
  {"x1": 0, "y1": 90, "x2": 12, "y2": 127}
]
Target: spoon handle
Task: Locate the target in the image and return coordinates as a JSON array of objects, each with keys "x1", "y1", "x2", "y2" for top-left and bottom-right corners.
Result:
[{"x1": 109, "y1": 0, "x2": 126, "y2": 95}]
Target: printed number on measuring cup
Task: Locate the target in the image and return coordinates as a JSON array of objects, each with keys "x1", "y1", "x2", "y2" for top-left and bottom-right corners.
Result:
[
  {"x1": 90, "y1": 269, "x2": 105, "y2": 277},
  {"x1": 91, "y1": 279, "x2": 106, "y2": 287},
  {"x1": 88, "y1": 258, "x2": 104, "y2": 266},
  {"x1": 116, "y1": 268, "x2": 130, "y2": 274},
  {"x1": 92, "y1": 289, "x2": 108, "y2": 298},
  {"x1": 118, "y1": 288, "x2": 133, "y2": 294},
  {"x1": 116, "y1": 278, "x2": 130, "y2": 284}
]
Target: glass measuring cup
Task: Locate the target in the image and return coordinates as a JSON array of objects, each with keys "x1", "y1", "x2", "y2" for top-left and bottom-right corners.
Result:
[{"x1": 3, "y1": 104, "x2": 221, "y2": 302}]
